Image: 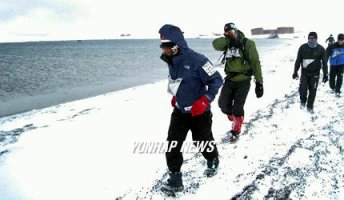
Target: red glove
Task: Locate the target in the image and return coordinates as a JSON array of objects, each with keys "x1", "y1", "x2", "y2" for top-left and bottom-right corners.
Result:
[
  {"x1": 171, "y1": 96, "x2": 176, "y2": 107},
  {"x1": 191, "y1": 96, "x2": 209, "y2": 117}
]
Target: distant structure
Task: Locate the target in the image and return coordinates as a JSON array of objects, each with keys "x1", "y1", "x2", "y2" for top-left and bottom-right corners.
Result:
[
  {"x1": 120, "y1": 33, "x2": 131, "y2": 37},
  {"x1": 251, "y1": 27, "x2": 294, "y2": 35}
]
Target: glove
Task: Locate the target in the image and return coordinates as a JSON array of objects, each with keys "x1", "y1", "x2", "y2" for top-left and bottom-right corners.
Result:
[
  {"x1": 191, "y1": 96, "x2": 209, "y2": 117},
  {"x1": 255, "y1": 82, "x2": 264, "y2": 98},
  {"x1": 322, "y1": 75, "x2": 328, "y2": 83},
  {"x1": 171, "y1": 96, "x2": 176, "y2": 108},
  {"x1": 292, "y1": 72, "x2": 299, "y2": 79}
]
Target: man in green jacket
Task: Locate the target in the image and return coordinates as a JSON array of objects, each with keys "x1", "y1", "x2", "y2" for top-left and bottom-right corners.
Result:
[{"x1": 212, "y1": 22, "x2": 263, "y2": 142}]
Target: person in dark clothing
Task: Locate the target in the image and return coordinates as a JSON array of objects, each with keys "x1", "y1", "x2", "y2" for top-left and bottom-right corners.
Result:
[
  {"x1": 159, "y1": 24, "x2": 223, "y2": 194},
  {"x1": 293, "y1": 32, "x2": 328, "y2": 112},
  {"x1": 326, "y1": 33, "x2": 344, "y2": 97},
  {"x1": 212, "y1": 22, "x2": 263, "y2": 142},
  {"x1": 326, "y1": 34, "x2": 335, "y2": 47}
]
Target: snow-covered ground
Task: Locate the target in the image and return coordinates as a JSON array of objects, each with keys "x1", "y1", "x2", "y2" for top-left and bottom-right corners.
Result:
[{"x1": 0, "y1": 38, "x2": 343, "y2": 200}]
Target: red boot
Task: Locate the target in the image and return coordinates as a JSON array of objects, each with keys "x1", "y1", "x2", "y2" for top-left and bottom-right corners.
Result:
[{"x1": 230, "y1": 116, "x2": 244, "y2": 143}]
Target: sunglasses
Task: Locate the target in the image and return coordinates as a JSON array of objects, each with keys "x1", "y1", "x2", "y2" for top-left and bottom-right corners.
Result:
[{"x1": 225, "y1": 29, "x2": 236, "y2": 37}]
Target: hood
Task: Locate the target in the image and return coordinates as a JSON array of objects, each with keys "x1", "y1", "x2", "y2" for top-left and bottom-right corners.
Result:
[{"x1": 159, "y1": 24, "x2": 188, "y2": 49}]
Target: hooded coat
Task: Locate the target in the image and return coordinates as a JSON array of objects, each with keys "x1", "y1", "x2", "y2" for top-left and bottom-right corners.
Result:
[{"x1": 159, "y1": 24, "x2": 223, "y2": 113}]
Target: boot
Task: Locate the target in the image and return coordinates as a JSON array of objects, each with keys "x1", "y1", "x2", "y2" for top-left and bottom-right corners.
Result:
[
  {"x1": 161, "y1": 172, "x2": 184, "y2": 194},
  {"x1": 227, "y1": 114, "x2": 233, "y2": 121},
  {"x1": 229, "y1": 116, "x2": 244, "y2": 143},
  {"x1": 232, "y1": 115, "x2": 244, "y2": 133},
  {"x1": 204, "y1": 157, "x2": 219, "y2": 177}
]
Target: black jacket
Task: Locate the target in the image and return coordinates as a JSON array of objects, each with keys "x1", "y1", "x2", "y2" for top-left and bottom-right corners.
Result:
[{"x1": 294, "y1": 43, "x2": 328, "y2": 76}]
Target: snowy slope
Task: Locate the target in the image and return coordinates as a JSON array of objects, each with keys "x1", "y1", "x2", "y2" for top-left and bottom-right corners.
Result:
[{"x1": 0, "y1": 38, "x2": 344, "y2": 200}]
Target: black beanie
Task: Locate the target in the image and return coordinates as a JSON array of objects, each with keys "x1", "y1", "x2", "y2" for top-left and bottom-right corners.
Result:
[
  {"x1": 338, "y1": 33, "x2": 344, "y2": 40},
  {"x1": 308, "y1": 32, "x2": 318, "y2": 39}
]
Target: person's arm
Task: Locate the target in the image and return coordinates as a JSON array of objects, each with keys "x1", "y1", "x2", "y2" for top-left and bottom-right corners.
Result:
[
  {"x1": 198, "y1": 61, "x2": 223, "y2": 101},
  {"x1": 294, "y1": 45, "x2": 303, "y2": 74},
  {"x1": 322, "y1": 47, "x2": 328, "y2": 75},
  {"x1": 212, "y1": 37, "x2": 228, "y2": 51},
  {"x1": 326, "y1": 45, "x2": 333, "y2": 63},
  {"x1": 246, "y1": 40, "x2": 263, "y2": 83}
]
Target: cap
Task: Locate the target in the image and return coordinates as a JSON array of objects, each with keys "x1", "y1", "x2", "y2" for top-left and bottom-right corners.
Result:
[
  {"x1": 338, "y1": 33, "x2": 344, "y2": 40},
  {"x1": 308, "y1": 32, "x2": 318, "y2": 39}
]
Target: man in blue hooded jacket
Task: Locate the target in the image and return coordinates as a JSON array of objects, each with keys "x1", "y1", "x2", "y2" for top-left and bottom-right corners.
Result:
[
  {"x1": 159, "y1": 24, "x2": 223, "y2": 194},
  {"x1": 326, "y1": 33, "x2": 344, "y2": 97}
]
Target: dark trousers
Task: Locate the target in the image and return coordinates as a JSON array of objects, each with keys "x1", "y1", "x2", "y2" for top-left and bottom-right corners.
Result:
[
  {"x1": 166, "y1": 109, "x2": 218, "y2": 173},
  {"x1": 218, "y1": 80, "x2": 251, "y2": 117},
  {"x1": 299, "y1": 73, "x2": 319, "y2": 109},
  {"x1": 329, "y1": 66, "x2": 344, "y2": 93}
]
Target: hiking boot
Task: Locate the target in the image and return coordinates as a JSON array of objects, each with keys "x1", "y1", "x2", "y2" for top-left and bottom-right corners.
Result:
[
  {"x1": 161, "y1": 172, "x2": 184, "y2": 193},
  {"x1": 307, "y1": 107, "x2": 314, "y2": 114},
  {"x1": 300, "y1": 102, "x2": 306, "y2": 109},
  {"x1": 204, "y1": 157, "x2": 219, "y2": 177},
  {"x1": 229, "y1": 130, "x2": 240, "y2": 143},
  {"x1": 335, "y1": 92, "x2": 341, "y2": 97}
]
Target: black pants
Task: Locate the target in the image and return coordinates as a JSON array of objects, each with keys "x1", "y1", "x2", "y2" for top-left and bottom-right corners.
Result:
[
  {"x1": 218, "y1": 80, "x2": 251, "y2": 117},
  {"x1": 329, "y1": 66, "x2": 344, "y2": 93},
  {"x1": 166, "y1": 109, "x2": 218, "y2": 173},
  {"x1": 299, "y1": 73, "x2": 319, "y2": 109}
]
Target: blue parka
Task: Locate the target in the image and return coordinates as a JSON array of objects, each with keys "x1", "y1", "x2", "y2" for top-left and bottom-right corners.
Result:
[
  {"x1": 159, "y1": 24, "x2": 223, "y2": 113},
  {"x1": 326, "y1": 42, "x2": 344, "y2": 67}
]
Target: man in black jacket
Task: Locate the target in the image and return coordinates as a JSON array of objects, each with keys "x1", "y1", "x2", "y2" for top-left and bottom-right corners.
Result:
[
  {"x1": 325, "y1": 34, "x2": 335, "y2": 47},
  {"x1": 293, "y1": 32, "x2": 328, "y2": 113}
]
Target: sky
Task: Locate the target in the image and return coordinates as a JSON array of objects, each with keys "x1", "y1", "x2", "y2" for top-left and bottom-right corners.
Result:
[{"x1": 0, "y1": 0, "x2": 343, "y2": 42}]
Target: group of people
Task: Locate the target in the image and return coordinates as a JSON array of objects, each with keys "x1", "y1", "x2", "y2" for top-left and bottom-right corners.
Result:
[
  {"x1": 293, "y1": 32, "x2": 344, "y2": 113},
  {"x1": 158, "y1": 23, "x2": 344, "y2": 194}
]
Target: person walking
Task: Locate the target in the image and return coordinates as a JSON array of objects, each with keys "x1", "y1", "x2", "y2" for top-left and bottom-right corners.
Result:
[
  {"x1": 326, "y1": 33, "x2": 344, "y2": 97},
  {"x1": 325, "y1": 34, "x2": 335, "y2": 47},
  {"x1": 159, "y1": 24, "x2": 223, "y2": 195},
  {"x1": 293, "y1": 32, "x2": 328, "y2": 112},
  {"x1": 212, "y1": 22, "x2": 263, "y2": 143}
]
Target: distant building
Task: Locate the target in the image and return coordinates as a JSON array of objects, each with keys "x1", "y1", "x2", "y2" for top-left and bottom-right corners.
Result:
[
  {"x1": 251, "y1": 27, "x2": 294, "y2": 35},
  {"x1": 120, "y1": 33, "x2": 131, "y2": 37}
]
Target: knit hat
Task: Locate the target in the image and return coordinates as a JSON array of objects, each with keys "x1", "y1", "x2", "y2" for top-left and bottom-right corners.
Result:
[
  {"x1": 224, "y1": 23, "x2": 237, "y2": 33},
  {"x1": 224, "y1": 23, "x2": 237, "y2": 37},
  {"x1": 308, "y1": 32, "x2": 318, "y2": 39},
  {"x1": 338, "y1": 33, "x2": 344, "y2": 40}
]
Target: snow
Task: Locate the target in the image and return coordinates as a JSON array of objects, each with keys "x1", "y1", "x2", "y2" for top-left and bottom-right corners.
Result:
[{"x1": 1, "y1": 38, "x2": 344, "y2": 200}]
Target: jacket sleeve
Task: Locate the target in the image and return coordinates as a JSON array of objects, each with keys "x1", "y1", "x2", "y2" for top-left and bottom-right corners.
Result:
[
  {"x1": 198, "y1": 61, "x2": 223, "y2": 101},
  {"x1": 212, "y1": 37, "x2": 228, "y2": 51},
  {"x1": 326, "y1": 45, "x2": 333, "y2": 63},
  {"x1": 321, "y1": 47, "x2": 328, "y2": 75},
  {"x1": 294, "y1": 45, "x2": 303, "y2": 73},
  {"x1": 247, "y1": 40, "x2": 263, "y2": 83}
]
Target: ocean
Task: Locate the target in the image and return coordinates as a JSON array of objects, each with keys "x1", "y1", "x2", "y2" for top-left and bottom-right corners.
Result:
[{"x1": 0, "y1": 38, "x2": 293, "y2": 117}]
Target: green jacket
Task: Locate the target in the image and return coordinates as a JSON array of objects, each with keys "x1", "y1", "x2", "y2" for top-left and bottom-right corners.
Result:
[{"x1": 212, "y1": 30, "x2": 263, "y2": 83}]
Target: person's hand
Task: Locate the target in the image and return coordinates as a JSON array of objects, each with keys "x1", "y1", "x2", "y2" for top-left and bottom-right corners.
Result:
[
  {"x1": 191, "y1": 96, "x2": 209, "y2": 117},
  {"x1": 322, "y1": 74, "x2": 328, "y2": 83},
  {"x1": 292, "y1": 72, "x2": 299, "y2": 79},
  {"x1": 255, "y1": 82, "x2": 264, "y2": 98},
  {"x1": 171, "y1": 96, "x2": 176, "y2": 107}
]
